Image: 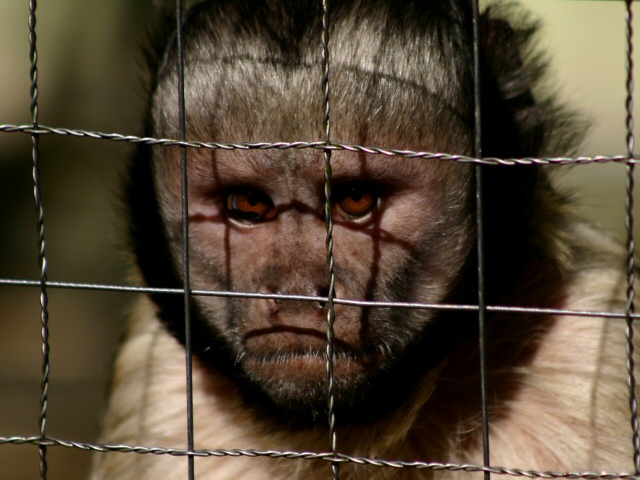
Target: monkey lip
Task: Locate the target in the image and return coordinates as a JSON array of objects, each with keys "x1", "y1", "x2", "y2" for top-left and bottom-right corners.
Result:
[
  {"x1": 241, "y1": 349, "x2": 374, "y2": 381},
  {"x1": 240, "y1": 327, "x2": 378, "y2": 380}
]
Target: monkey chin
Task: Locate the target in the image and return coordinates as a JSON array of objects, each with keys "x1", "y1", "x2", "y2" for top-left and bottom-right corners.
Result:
[
  {"x1": 232, "y1": 330, "x2": 424, "y2": 425},
  {"x1": 241, "y1": 340, "x2": 379, "y2": 387},
  {"x1": 188, "y1": 303, "x2": 462, "y2": 424},
  {"x1": 240, "y1": 359, "x2": 383, "y2": 425},
  {"x1": 237, "y1": 330, "x2": 387, "y2": 426}
]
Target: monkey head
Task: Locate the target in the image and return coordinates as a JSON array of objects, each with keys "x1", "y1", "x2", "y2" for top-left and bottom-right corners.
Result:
[{"x1": 128, "y1": 0, "x2": 559, "y2": 423}]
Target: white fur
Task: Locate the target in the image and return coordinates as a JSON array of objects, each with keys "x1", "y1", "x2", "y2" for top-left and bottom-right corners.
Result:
[{"x1": 90, "y1": 257, "x2": 638, "y2": 479}]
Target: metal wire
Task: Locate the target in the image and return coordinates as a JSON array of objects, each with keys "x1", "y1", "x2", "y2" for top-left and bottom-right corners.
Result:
[
  {"x1": 28, "y1": 1, "x2": 51, "y2": 478},
  {"x1": 624, "y1": 0, "x2": 640, "y2": 475},
  {"x1": 174, "y1": 0, "x2": 196, "y2": 478},
  {"x1": 0, "y1": 435, "x2": 636, "y2": 480},
  {"x1": 471, "y1": 1, "x2": 491, "y2": 479},
  {"x1": 1, "y1": 277, "x2": 639, "y2": 321},
  {"x1": 320, "y1": 0, "x2": 340, "y2": 478},
  {"x1": 2, "y1": 123, "x2": 640, "y2": 166}
]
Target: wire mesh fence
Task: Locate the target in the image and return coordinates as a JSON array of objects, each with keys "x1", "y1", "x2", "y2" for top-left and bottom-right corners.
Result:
[{"x1": 1, "y1": 1, "x2": 640, "y2": 479}]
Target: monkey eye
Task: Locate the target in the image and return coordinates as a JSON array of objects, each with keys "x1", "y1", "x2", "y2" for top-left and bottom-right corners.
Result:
[
  {"x1": 334, "y1": 184, "x2": 378, "y2": 220},
  {"x1": 226, "y1": 189, "x2": 275, "y2": 223}
]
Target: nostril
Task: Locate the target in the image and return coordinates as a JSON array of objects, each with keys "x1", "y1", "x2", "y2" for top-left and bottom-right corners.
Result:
[
  {"x1": 265, "y1": 297, "x2": 281, "y2": 314},
  {"x1": 259, "y1": 286, "x2": 283, "y2": 316},
  {"x1": 260, "y1": 284, "x2": 333, "y2": 314},
  {"x1": 314, "y1": 287, "x2": 330, "y2": 310}
]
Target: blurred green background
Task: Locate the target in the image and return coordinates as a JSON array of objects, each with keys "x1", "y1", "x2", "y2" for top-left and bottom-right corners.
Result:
[{"x1": 0, "y1": 1, "x2": 638, "y2": 479}]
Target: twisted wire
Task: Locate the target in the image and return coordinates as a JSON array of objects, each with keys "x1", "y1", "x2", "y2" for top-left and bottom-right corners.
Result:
[
  {"x1": 28, "y1": 2, "x2": 50, "y2": 478},
  {"x1": 320, "y1": 0, "x2": 339, "y2": 478},
  {"x1": 2, "y1": 123, "x2": 640, "y2": 165},
  {"x1": 0, "y1": 436, "x2": 636, "y2": 480},
  {"x1": 624, "y1": 1, "x2": 640, "y2": 474}
]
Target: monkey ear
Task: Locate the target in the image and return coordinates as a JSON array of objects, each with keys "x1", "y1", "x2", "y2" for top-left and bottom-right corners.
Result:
[{"x1": 479, "y1": 9, "x2": 581, "y2": 158}]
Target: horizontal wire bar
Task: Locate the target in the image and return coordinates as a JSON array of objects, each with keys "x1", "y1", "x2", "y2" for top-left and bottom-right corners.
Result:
[
  {"x1": 0, "y1": 277, "x2": 636, "y2": 320},
  {"x1": 0, "y1": 123, "x2": 637, "y2": 166},
  {"x1": 0, "y1": 436, "x2": 634, "y2": 479}
]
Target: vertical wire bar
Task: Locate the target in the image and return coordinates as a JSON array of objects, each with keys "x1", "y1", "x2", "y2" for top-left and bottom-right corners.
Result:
[
  {"x1": 175, "y1": 1, "x2": 195, "y2": 478},
  {"x1": 624, "y1": 0, "x2": 640, "y2": 474},
  {"x1": 320, "y1": 0, "x2": 340, "y2": 478},
  {"x1": 28, "y1": 1, "x2": 51, "y2": 479},
  {"x1": 471, "y1": 2, "x2": 490, "y2": 480}
]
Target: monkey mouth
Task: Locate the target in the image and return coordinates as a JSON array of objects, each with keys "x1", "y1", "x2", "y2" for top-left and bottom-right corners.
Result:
[
  {"x1": 242, "y1": 325, "x2": 354, "y2": 349},
  {"x1": 241, "y1": 350, "x2": 375, "y2": 383},
  {"x1": 239, "y1": 328, "x2": 380, "y2": 381}
]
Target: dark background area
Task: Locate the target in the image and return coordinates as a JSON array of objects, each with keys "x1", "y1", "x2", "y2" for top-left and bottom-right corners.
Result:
[
  {"x1": 0, "y1": 1, "x2": 638, "y2": 478},
  {"x1": 0, "y1": 1, "x2": 152, "y2": 478}
]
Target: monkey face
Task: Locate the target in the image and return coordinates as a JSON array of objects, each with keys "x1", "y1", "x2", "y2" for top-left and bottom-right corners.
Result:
[
  {"x1": 137, "y1": 0, "x2": 478, "y2": 419},
  {"x1": 149, "y1": 142, "x2": 474, "y2": 417}
]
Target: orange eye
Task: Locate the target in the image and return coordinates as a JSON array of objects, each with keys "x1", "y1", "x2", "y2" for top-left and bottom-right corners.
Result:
[
  {"x1": 226, "y1": 190, "x2": 274, "y2": 223},
  {"x1": 334, "y1": 186, "x2": 377, "y2": 219}
]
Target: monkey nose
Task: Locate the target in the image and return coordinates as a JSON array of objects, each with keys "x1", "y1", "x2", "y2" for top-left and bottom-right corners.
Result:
[{"x1": 259, "y1": 285, "x2": 335, "y2": 325}]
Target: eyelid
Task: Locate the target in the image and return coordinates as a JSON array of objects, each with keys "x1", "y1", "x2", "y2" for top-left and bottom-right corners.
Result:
[
  {"x1": 332, "y1": 182, "x2": 381, "y2": 221},
  {"x1": 225, "y1": 188, "x2": 275, "y2": 224}
]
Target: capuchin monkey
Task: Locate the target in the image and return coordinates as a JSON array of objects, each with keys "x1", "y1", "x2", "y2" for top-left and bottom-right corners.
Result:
[{"x1": 90, "y1": 0, "x2": 637, "y2": 478}]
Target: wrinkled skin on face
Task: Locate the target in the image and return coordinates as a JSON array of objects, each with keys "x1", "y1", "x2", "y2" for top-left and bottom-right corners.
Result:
[{"x1": 152, "y1": 140, "x2": 474, "y2": 416}]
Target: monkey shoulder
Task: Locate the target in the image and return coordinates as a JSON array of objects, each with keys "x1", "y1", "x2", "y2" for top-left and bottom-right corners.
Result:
[{"x1": 487, "y1": 221, "x2": 636, "y2": 473}]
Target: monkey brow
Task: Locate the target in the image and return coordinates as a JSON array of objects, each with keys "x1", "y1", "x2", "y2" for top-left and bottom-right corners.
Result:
[{"x1": 184, "y1": 54, "x2": 467, "y2": 120}]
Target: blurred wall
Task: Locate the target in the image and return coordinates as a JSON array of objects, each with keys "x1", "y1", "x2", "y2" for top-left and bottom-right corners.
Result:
[
  {"x1": 0, "y1": 1, "x2": 152, "y2": 478},
  {"x1": 520, "y1": 0, "x2": 640, "y2": 241},
  {"x1": 0, "y1": 1, "x2": 637, "y2": 479}
]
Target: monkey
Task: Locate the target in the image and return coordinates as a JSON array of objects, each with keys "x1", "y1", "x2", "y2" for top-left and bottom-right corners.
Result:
[{"x1": 90, "y1": 0, "x2": 638, "y2": 479}]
